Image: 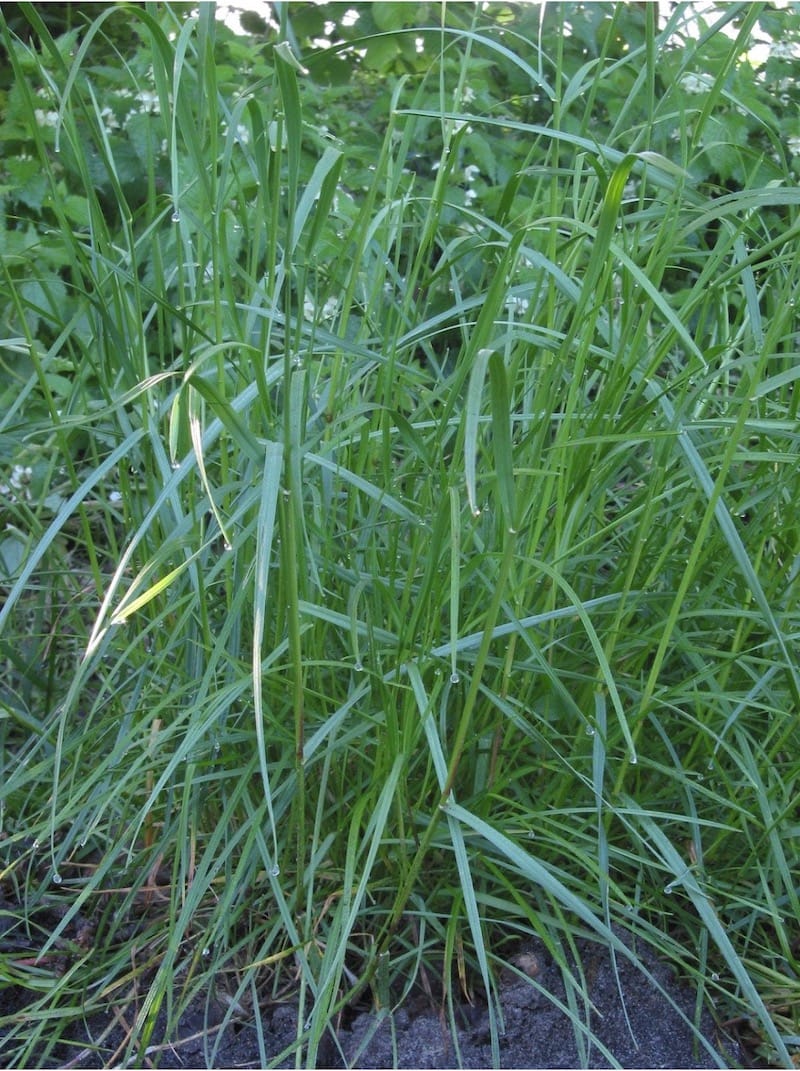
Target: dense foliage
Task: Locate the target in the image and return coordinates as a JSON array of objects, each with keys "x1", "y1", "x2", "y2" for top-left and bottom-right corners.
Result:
[{"x1": 1, "y1": 3, "x2": 799, "y2": 1067}]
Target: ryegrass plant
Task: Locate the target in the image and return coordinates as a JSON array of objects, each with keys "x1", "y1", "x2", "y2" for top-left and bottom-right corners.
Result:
[{"x1": 1, "y1": 2, "x2": 799, "y2": 1067}]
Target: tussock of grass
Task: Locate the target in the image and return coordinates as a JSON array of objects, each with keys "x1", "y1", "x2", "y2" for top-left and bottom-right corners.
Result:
[{"x1": 1, "y1": 3, "x2": 798, "y2": 1068}]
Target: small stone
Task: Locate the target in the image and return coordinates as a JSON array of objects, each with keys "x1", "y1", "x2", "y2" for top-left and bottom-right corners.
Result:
[{"x1": 511, "y1": 951, "x2": 540, "y2": 978}]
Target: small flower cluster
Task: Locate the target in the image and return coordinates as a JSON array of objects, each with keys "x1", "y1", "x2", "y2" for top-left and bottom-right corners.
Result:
[
  {"x1": 770, "y1": 40, "x2": 800, "y2": 61},
  {"x1": 222, "y1": 121, "x2": 250, "y2": 146},
  {"x1": 303, "y1": 296, "x2": 339, "y2": 323},
  {"x1": 679, "y1": 72, "x2": 714, "y2": 94},
  {"x1": 505, "y1": 294, "x2": 529, "y2": 317},
  {"x1": 32, "y1": 78, "x2": 256, "y2": 161},
  {"x1": 32, "y1": 86, "x2": 59, "y2": 129},
  {"x1": 135, "y1": 89, "x2": 161, "y2": 114},
  {"x1": 0, "y1": 464, "x2": 33, "y2": 503},
  {"x1": 463, "y1": 163, "x2": 480, "y2": 205},
  {"x1": 34, "y1": 108, "x2": 59, "y2": 128},
  {"x1": 99, "y1": 106, "x2": 120, "y2": 131},
  {"x1": 109, "y1": 86, "x2": 163, "y2": 135}
]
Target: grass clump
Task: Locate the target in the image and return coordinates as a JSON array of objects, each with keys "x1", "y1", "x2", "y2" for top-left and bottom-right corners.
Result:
[{"x1": 1, "y1": 2, "x2": 799, "y2": 1067}]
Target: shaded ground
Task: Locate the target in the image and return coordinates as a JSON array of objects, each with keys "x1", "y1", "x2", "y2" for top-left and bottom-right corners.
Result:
[{"x1": 0, "y1": 929, "x2": 745, "y2": 1069}]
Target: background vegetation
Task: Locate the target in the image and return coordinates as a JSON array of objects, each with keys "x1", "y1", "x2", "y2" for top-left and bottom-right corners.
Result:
[{"x1": 1, "y1": 1, "x2": 799, "y2": 1066}]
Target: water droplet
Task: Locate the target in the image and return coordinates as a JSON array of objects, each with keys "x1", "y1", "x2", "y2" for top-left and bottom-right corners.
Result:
[
  {"x1": 171, "y1": 461, "x2": 180, "y2": 470},
  {"x1": 450, "y1": 672, "x2": 460, "y2": 684},
  {"x1": 213, "y1": 741, "x2": 221, "y2": 754},
  {"x1": 629, "y1": 755, "x2": 637, "y2": 765},
  {"x1": 664, "y1": 882, "x2": 674, "y2": 895},
  {"x1": 32, "y1": 840, "x2": 40, "y2": 851},
  {"x1": 171, "y1": 209, "x2": 181, "y2": 222},
  {"x1": 354, "y1": 661, "x2": 363, "y2": 673},
  {"x1": 52, "y1": 872, "x2": 62, "y2": 885},
  {"x1": 223, "y1": 541, "x2": 233, "y2": 552},
  {"x1": 585, "y1": 725, "x2": 595, "y2": 736},
  {"x1": 202, "y1": 946, "x2": 210, "y2": 957},
  {"x1": 269, "y1": 863, "x2": 280, "y2": 878},
  {"x1": 711, "y1": 972, "x2": 719, "y2": 982}
]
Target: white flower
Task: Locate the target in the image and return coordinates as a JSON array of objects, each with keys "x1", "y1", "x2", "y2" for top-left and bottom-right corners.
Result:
[
  {"x1": 135, "y1": 90, "x2": 160, "y2": 114},
  {"x1": 787, "y1": 135, "x2": 800, "y2": 157},
  {"x1": 303, "y1": 296, "x2": 339, "y2": 323},
  {"x1": 34, "y1": 109, "x2": 59, "y2": 128},
  {"x1": 464, "y1": 188, "x2": 478, "y2": 205},
  {"x1": 223, "y1": 122, "x2": 249, "y2": 146},
  {"x1": 321, "y1": 297, "x2": 338, "y2": 322},
  {"x1": 100, "y1": 106, "x2": 119, "y2": 132},
  {"x1": 464, "y1": 164, "x2": 480, "y2": 184},
  {"x1": 459, "y1": 85, "x2": 476, "y2": 106},
  {"x1": 679, "y1": 72, "x2": 713, "y2": 94},
  {"x1": 770, "y1": 40, "x2": 800, "y2": 61},
  {"x1": 4, "y1": 465, "x2": 33, "y2": 501},
  {"x1": 505, "y1": 295, "x2": 529, "y2": 316},
  {"x1": 10, "y1": 465, "x2": 32, "y2": 489}
]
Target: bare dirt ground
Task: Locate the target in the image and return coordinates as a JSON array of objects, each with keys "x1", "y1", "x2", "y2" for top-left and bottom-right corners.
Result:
[{"x1": 1, "y1": 928, "x2": 746, "y2": 1069}]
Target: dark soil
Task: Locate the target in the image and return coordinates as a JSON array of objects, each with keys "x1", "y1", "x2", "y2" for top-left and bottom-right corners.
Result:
[{"x1": 0, "y1": 929, "x2": 745, "y2": 1069}]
